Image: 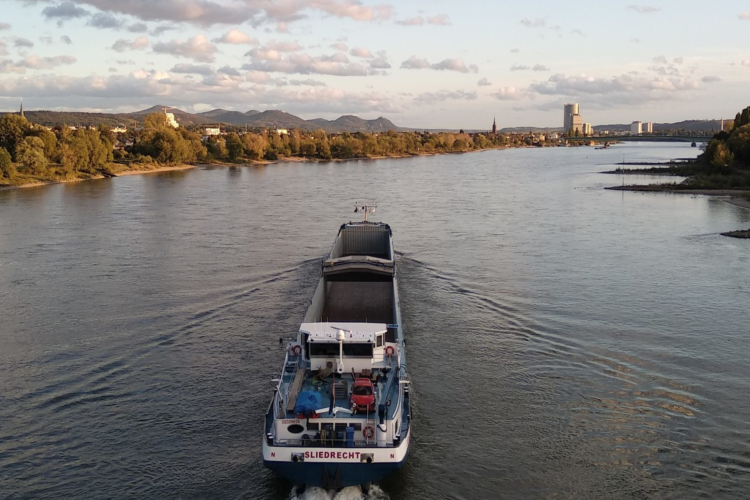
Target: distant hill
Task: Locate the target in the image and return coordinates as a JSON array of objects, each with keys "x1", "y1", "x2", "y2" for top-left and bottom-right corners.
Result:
[{"x1": 8, "y1": 105, "x2": 404, "y2": 133}]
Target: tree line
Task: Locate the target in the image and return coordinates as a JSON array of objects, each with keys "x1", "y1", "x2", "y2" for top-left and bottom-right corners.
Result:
[{"x1": 1, "y1": 111, "x2": 519, "y2": 184}]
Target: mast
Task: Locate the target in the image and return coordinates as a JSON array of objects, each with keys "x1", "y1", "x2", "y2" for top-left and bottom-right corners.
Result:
[{"x1": 354, "y1": 202, "x2": 377, "y2": 222}]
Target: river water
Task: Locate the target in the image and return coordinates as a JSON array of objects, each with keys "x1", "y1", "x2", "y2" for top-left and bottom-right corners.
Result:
[{"x1": 1, "y1": 143, "x2": 749, "y2": 500}]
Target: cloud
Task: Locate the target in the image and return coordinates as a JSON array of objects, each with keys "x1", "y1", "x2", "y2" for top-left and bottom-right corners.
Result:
[
  {"x1": 61, "y1": 35, "x2": 72, "y2": 44},
  {"x1": 40, "y1": 36, "x2": 54, "y2": 44},
  {"x1": 396, "y1": 17, "x2": 424, "y2": 26},
  {"x1": 493, "y1": 87, "x2": 527, "y2": 101},
  {"x1": 21, "y1": 54, "x2": 77, "y2": 69},
  {"x1": 289, "y1": 78, "x2": 326, "y2": 86},
  {"x1": 400, "y1": 55, "x2": 430, "y2": 69},
  {"x1": 628, "y1": 5, "x2": 661, "y2": 13},
  {"x1": 15, "y1": 38, "x2": 35, "y2": 48},
  {"x1": 112, "y1": 37, "x2": 149, "y2": 52},
  {"x1": 212, "y1": 29, "x2": 259, "y2": 45},
  {"x1": 350, "y1": 47, "x2": 373, "y2": 58},
  {"x1": 431, "y1": 59, "x2": 477, "y2": 73},
  {"x1": 330, "y1": 42, "x2": 348, "y2": 51},
  {"x1": 673, "y1": 56, "x2": 683, "y2": 64},
  {"x1": 128, "y1": 22, "x2": 148, "y2": 33},
  {"x1": 153, "y1": 35, "x2": 217, "y2": 62},
  {"x1": 740, "y1": 12, "x2": 750, "y2": 20},
  {"x1": 571, "y1": 29, "x2": 585, "y2": 36},
  {"x1": 400, "y1": 56, "x2": 476, "y2": 73},
  {"x1": 427, "y1": 14, "x2": 450, "y2": 26},
  {"x1": 510, "y1": 48, "x2": 519, "y2": 53},
  {"x1": 652, "y1": 55, "x2": 668, "y2": 64},
  {"x1": 477, "y1": 78, "x2": 491, "y2": 86},
  {"x1": 276, "y1": 22, "x2": 290, "y2": 33},
  {"x1": 265, "y1": 40, "x2": 303, "y2": 51},
  {"x1": 151, "y1": 25, "x2": 177, "y2": 36},
  {"x1": 243, "y1": 52, "x2": 379, "y2": 76},
  {"x1": 369, "y1": 55, "x2": 390, "y2": 69},
  {"x1": 0, "y1": 23, "x2": 11, "y2": 31},
  {"x1": 520, "y1": 18, "x2": 545, "y2": 28},
  {"x1": 529, "y1": 73, "x2": 702, "y2": 105},
  {"x1": 171, "y1": 63, "x2": 215, "y2": 75},
  {"x1": 415, "y1": 89, "x2": 477, "y2": 103},
  {"x1": 701, "y1": 75, "x2": 721, "y2": 83},
  {"x1": 741, "y1": 59, "x2": 750, "y2": 66},
  {"x1": 511, "y1": 64, "x2": 530, "y2": 71},
  {"x1": 532, "y1": 64, "x2": 550, "y2": 71},
  {"x1": 41, "y1": 2, "x2": 89, "y2": 24},
  {"x1": 89, "y1": 13, "x2": 123, "y2": 28}
]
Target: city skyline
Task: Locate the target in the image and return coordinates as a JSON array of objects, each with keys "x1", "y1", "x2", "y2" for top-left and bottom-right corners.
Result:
[{"x1": 1, "y1": 1, "x2": 749, "y2": 129}]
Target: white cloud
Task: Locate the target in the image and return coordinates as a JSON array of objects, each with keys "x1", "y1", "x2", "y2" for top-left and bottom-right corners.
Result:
[
  {"x1": 740, "y1": 12, "x2": 750, "y2": 20},
  {"x1": 171, "y1": 63, "x2": 215, "y2": 75},
  {"x1": 243, "y1": 52, "x2": 379, "y2": 76},
  {"x1": 0, "y1": 23, "x2": 11, "y2": 31},
  {"x1": 571, "y1": 29, "x2": 585, "y2": 36},
  {"x1": 330, "y1": 42, "x2": 348, "y2": 51},
  {"x1": 21, "y1": 54, "x2": 77, "y2": 69},
  {"x1": 427, "y1": 14, "x2": 450, "y2": 26},
  {"x1": 350, "y1": 47, "x2": 373, "y2": 58},
  {"x1": 289, "y1": 78, "x2": 327, "y2": 86},
  {"x1": 477, "y1": 78, "x2": 491, "y2": 86},
  {"x1": 529, "y1": 73, "x2": 702, "y2": 105},
  {"x1": 400, "y1": 55, "x2": 430, "y2": 69},
  {"x1": 652, "y1": 55, "x2": 668, "y2": 64},
  {"x1": 112, "y1": 37, "x2": 149, "y2": 52},
  {"x1": 396, "y1": 17, "x2": 424, "y2": 26},
  {"x1": 61, "y1": 35, "x2": 72, "y2": 44},
  {"x1": 673, "y1": 56, "x2": 683, "y2": 64},
  {"x1": 415, "y1": 89, "x2": 477, "y2": 103},
  {"x1": 742, "y1": 59, "x2": 750, "y2": 66},
  {"x1": 493, "y1": 86, "x2": 527, "y2": 101},
  {"x1": 628, "y1": 5, "x2": 661, "y2": 13},
  {"x1": 128, "y1": 22, "x2": 148, "y2": 33},
  {"x1": 701, "y1": 75, "x2": 721, "y2": 83},
  {"x1": 153, "y1": 35, "x2": 217, "y2": 63},
  {"x1": 212, "y1": 29, "x2": 259, "y2": 45}
]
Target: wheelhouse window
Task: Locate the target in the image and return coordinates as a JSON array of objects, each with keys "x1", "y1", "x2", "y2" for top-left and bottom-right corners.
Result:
[{"x1": 308, "y1": 342, "x2": 373, "y2": 357}]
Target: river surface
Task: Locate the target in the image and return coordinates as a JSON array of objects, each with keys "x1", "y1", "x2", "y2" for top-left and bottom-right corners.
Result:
[{"x1": 1, "y1": 143, "x2": 749, "y2": 500}]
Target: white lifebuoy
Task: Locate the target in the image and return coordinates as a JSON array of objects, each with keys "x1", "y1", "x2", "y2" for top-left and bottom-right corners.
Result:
[
  {"x1": 385, "y1": 346, "x2": 395, "y2": 356},
  {"x1": 363, "y1": 426, "x2": 375, "y2": 440},
  {"x1": 291, "y1": 344, "x2": 302, "y2": 356}
]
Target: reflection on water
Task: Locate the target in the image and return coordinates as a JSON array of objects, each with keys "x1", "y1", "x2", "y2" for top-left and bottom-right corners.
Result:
[{"x1": 1, "y1": 142, "x2": 749, "y2": 499}]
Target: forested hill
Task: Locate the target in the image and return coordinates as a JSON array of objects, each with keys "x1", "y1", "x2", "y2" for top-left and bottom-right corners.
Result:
[{"x1": 4, "y1": 106, "x2": 403, "y2": 133}]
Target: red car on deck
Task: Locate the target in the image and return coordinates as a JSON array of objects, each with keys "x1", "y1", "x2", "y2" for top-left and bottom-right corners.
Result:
[{"x1": 350, "y1": 378, "x2": 376, "y2": 413}]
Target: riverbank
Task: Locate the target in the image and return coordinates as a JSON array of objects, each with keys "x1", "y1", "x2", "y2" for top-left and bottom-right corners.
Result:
[{"x1": 0, "y1": 163, "x2": 196, "y2": 191}]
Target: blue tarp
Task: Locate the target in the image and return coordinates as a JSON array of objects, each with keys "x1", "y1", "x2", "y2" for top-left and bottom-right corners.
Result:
[{"x1": 294, "y1": 391, "x2": 322, "y2": 415}]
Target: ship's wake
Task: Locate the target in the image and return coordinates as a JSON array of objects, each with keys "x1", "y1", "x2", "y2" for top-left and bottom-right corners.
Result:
[{"x1": 288, "y1": 484, "x2": 389, "y2": 500}]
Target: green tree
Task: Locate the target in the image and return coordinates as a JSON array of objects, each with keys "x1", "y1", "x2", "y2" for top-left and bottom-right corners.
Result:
[
  {"x1": 16, "y1": 136, "x2": 48, "y2": 174},
  {"x1": 226, "y1": 132, "x2": 244, "y2": 160},
  {"x1": 0, "y1": 114, "x2": 31, "y2": 160},
  {"x1": 0, "y1": 147, "x2": 14, "y2": 179},
  {"x1": 742, "y1": 107, "x2": 750, "y2": 127},
  {"x1": 734, "y1": 112, "x2": 743, "y2": 130}
]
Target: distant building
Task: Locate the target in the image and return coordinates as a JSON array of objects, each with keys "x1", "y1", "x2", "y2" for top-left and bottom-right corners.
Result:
[
  {"x1": 492, "y1": 117, "x2": 497, "y2": 135},
  {"x1": 205, "y1": 127, "x2": 221, "y2": 136},
  {"x1": 564, "y1": 103, "x2": 583, "y2": 134},
  {"x1": 19, "y1": 100, "x2": 24, "y2": 119},
  {"x1": 631, "y1": 121, "x2": 643, "y2": 135},
  {"x1": 583, "y1": 123, "x2": 593, "y2": 136},
  {"x1": 644, "y1": 122, "x2": 653, "y2": 133},
  {"x1": 112, "y1": 125, "x2": 127, "y2": 133},
  {"x1": 275, "y1": 128, "x2": 289, "y2": 135}
]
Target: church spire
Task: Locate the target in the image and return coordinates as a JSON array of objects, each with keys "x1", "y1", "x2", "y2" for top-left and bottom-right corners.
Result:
[{"x1": 492, "y1": 116, "x2": 497, "y2": 135}]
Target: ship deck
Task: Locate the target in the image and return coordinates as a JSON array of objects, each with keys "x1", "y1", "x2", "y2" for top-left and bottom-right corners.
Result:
[{"x1": 281, "y1": 354, "x2": 402, "y2": 421}]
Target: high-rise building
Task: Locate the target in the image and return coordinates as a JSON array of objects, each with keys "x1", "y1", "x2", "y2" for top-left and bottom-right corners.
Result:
[
  {"x1": 564, "y1": 103, "x2": 580, "y2": 132},
  {"x1": 583, "y1": 123, "x2": 593, "y2": 136},
  {"x1": 644, "y1": 122, "x2": 653, "y2": 133},
  {"x1": 631, "y1": 121, "x2": 643, "y2": 135}
]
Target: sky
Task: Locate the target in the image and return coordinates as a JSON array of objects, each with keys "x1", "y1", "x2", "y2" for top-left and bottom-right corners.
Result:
[{"x1": 0, "y1": 0, "x2": 749, "y2": 129}]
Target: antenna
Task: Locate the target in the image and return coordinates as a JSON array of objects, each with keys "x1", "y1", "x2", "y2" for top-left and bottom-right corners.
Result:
[{"x1": 354, "y1": 202, "x2": 377, "y2": 222}]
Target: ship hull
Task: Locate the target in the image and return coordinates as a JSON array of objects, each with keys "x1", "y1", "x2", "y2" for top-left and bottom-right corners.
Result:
[{"x1": 263, "y1": 428, "x2": 410, "y2": 489}]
